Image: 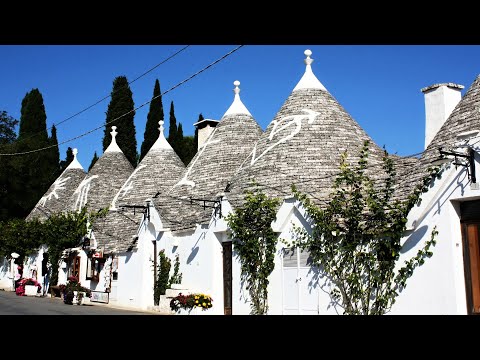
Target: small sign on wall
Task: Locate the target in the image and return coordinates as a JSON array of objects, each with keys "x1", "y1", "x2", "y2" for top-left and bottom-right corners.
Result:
[{"x1": 90, "y1": 291, "x2": 109, "y2": 303}]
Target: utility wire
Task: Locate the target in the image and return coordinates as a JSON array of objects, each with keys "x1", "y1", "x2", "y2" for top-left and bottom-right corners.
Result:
[
  {"x1": 13, "y1": 45, "x2": 190, "y2": 147},
  {"x1": 0, "y1": 45, "x2": 244, "y2": 157}
]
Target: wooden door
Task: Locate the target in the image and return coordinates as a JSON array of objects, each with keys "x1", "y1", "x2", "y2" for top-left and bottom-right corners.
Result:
[
  {"x1": 222, "y1": 242, "x2": 232, "y2": 315},
  {"x1": 462, "y1": 222, "x2": 480, "y2": 314}
]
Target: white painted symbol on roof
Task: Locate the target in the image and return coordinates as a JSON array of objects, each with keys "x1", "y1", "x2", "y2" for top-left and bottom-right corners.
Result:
[
  {"x1": 74, "y1": 175, "x2": 99, "y2": 211},
  {"x1": 39, "y1": 176, "x2": 70, "y2": 206},
  {"x1": 110, "y1": 164, "x2": 147, "y2": 210},
  {"x1": 174, "y1": 128, "x2": 220, "y2": 188},
  {"x1": 248, "y1": 109, "x2": 319, "y2": 166}
]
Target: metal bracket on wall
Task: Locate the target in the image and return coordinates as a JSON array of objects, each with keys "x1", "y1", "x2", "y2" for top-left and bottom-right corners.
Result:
[
  {"x1": 118, "y1": 202, "x2": 151, "y2": 222},
  {"x1": 189, "y1": 196, "x2": 223, "y2": 218}
]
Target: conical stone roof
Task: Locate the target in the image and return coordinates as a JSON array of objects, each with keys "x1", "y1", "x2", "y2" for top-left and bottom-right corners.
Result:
[
  {"x1": 228, "y1": 49, "x2": 386, "y2": 207},
  {"x1": 398, "y1": 74, "x2": 480, "y2": 202},
  {"x1": 157, "y1": 80, "x2": 263, "y2": 232},
  {"x1": 26, "y1": 148, "x2": 86, "y2": 221},
  {"x1": 69, "y1": 126, "x2": 134, "y2": 213},
  {"x1": 93, "y1": 121, "x2": 186, "y2": 253}
]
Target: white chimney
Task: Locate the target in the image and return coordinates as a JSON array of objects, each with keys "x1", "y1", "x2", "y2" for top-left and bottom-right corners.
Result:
[
  {"x1": 193, "y1": 119, "x2": 219, "y2": 150},
  {"x1": 421, "y1": 83, "x2": 464, "y2": 149}
]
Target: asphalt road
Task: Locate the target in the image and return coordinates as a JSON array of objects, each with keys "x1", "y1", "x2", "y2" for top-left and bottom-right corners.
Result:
[{"x1": 0, "y1": 289, "x2": 163, "y2": 315}]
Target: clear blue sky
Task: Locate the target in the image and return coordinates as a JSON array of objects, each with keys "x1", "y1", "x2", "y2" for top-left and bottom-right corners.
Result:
[{"x1": 1, "y1": 45, "x2": 479, "y2": 168}]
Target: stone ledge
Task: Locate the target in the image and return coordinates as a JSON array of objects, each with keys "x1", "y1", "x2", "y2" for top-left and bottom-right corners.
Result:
[
  {"x1": 421, "y1": 83, "x2": 464, "y2": 93},
  {"x1": 165, "y1": 288, "x2": 189, "y2": 298}
]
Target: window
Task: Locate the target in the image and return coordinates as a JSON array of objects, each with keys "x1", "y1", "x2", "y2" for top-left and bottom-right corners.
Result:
[
  {"x1": 112, "y1": 257, "x2": 118, "y2": 281},
  {"x1": 68, "y1": 256, "x2": 80, "y2": 279},
  {"x1": 86, "y1": 256, "x2": 104, "y2": 282}
]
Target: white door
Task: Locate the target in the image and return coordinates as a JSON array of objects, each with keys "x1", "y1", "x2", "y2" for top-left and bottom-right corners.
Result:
[{"x1": 282, "y1": 247, "x2": 319, "y2": 315}]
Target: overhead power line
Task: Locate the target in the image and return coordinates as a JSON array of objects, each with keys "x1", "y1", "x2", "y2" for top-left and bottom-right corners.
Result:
[
  {"x1": 1, "y1": 45, "x2": 244, "y2": 157},
  {"x1": 13, "y1": 45, "x2": 190, "y2": 147}
]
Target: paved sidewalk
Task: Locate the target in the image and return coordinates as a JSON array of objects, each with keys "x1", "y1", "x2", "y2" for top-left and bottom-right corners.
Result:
[{"x1": 50, "y1": 293, "x2": 173, "y2": 314}]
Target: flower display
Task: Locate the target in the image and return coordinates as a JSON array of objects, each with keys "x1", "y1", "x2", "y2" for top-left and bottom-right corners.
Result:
[
  {"x1": 59, "y1": 276, "x2": 92, "y2": 304},
  {"x1": 15, "y1": 278, "x2": 41, "y2": 296},
  {"x1": 170, "y1": 293, "x2": 213, "y2": 312}
]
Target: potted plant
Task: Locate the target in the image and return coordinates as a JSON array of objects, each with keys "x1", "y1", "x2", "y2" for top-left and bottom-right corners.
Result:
[
  {"x1": 15, "y1": 278, "x2": 41, "y2": 296},
  {"x1": 59, "y1": 276, "x2": 92, "y2": 305},
  {"x1": 24, "y1": 278, "x2": 41, "y2": 296},
  {"x1": 170, "y1": 293, "x2": 213, "y2": 315}
]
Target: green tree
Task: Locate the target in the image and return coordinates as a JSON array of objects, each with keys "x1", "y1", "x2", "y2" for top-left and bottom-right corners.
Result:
[
  {"x1": 176, "y1": 122, "x2": 184, "y2": 160},
  {"x1": 102, "y1": 76, "x2": 137, "y2": 167},
  {"x1": 140, "y1": 79, "x2": 164, "y2": 162},
  {"x1": 0, "y1": 217, "x2": 44, "y2": 260},
  {"x1": 291, "y1": 140, "x2": 441, "y2": 315},
  {"x1": 88, "y1": 151, "x2": 99, "y2": 172},
  {"x1": 177, "y1": 122, "x2": 184, "y2": 141},
  {"x1": 0, "y1": 206, "x2": 107, "y2": 286},
  {"x1": 181, "y1": 136, "x2": 196, "y2": 166},
  {"x1": 226, "y1": 185, "x2": 281, "y2": 314},
  {"x1": 0, "y1": 110, "x2": 18, "y2": 145},
  {"x1": 14, "y1": 89, "x2": 58, "y2": 218},
  {"x1": 59, "y1": 147, "x2": 74, "y2": 173},
  {"x1": 46, "y1": 124, "x2": 61, "y2": 179},
  {"x1": 18, "y1": 89, "x2": 48, "y2": 143},
  {"x1": 171, "y1": 112, "x2": 200, "y2": 166},
  {"x1": 167, "y1": 101, "x2": 177, "y2": 149},
  {"x1": 0, "y1": 111, "x2": 18, "y2": 220}
]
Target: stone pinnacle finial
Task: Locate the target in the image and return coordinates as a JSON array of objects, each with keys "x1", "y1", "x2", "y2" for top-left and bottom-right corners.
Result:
[
  {"x1": 150, "y1": 120, "x2": 172, "y2": 151},
  {"x1": 293, "y1": 48, "x2": 326, "y2": 91},
  {"x1": 304, "y1": 49, "x2": 314, "y2": 66},
  {"x1": 65, "y1": 147, "x2": 83, "y2": 170},
  {"x1": 105, "y1": 125, "x2": 122, "y2": 153},
  {"x1": 234, "y1": 80, "x2": 240, "y2": 95},
  {"x1": 223, "y1": 79, "x2": 251, "y2": 117}
]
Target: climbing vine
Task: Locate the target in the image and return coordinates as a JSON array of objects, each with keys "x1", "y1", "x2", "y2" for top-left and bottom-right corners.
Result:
[
  {"x1": 291, "y1": 140, "x2": 442, "y2": 315},
  {"x1": 226, "y1": 185, "x2": 280, "y2": 315},
  {"x1": 154, "y1": 249, "x2": 171, "y2": 305},
  {"x1": 169, "y1": 254, "x2": 183, "y2": 286}
]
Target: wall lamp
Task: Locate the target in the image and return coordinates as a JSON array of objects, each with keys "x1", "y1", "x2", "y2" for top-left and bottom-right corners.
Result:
[{"x1": 432, "y1": 147, "x2": 476, "y2": 184}]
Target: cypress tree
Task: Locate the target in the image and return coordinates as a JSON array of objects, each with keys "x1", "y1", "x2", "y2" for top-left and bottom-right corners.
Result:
[
  {"x1": 47, "y1": 124, "x2": 61, "y2": 179},
  {"x1": 88, "y1": 151, "x2": 99, "y2": 172},
  {"x1": 177, "y1": 123, "x2": 184, "y2": 143},
  {"x1": 59, "y1": 147, "x2": 74, "y2": 173},
  {"x1": 139, "y1": 79, "x2": 164, "y2": 162},
  {"x1": 15, "y1": 89, "x2": 56, "y2": 218},
  {"x1": 0, "y1": 111, "x2": 18, "y2": 220},
  {"x1": 102, "y1": 76, "x2": 137, "y2": 167},
  {"x1": 18, "y1": 89, "x2": 48, "y2": 143},
  {"x1": 167, "y1": 101, "x2": 177, "y2": 149},
  {"x1": 176, "y1": 122, "x2": 185, "y2": 163},
  {"x1": 181, "y1": 135, "x2": 196, "y2": 166}
]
